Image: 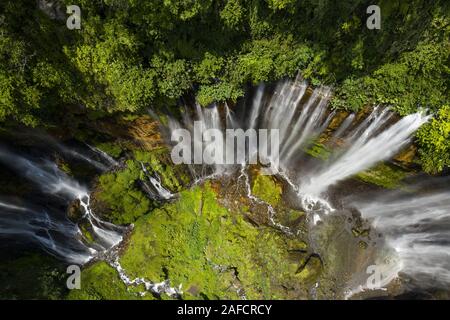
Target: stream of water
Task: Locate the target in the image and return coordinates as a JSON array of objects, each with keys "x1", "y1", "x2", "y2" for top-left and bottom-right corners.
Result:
[{"x1": 0, "y1": 146, "x2": 122, "y2": 264}]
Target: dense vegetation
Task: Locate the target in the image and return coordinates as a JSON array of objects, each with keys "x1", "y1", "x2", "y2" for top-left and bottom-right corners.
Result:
[{"x1": 0, "y1": 0, "x2": 449, "y2": 172}]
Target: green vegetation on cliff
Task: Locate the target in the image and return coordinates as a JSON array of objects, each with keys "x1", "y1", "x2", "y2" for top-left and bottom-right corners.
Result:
[
  {"x1": 84, "y1": 183, "x2": 315, "y2": 299},
  {"x1": 93, "y1": 148, "x2": 188, "y2": 225},
  {"x1": 356, "y1": 163, "x2": 409, "y2": 189},
  {"x1": 251, "y1": 174, "x2": 282, "y2": 206},
  {"x1": 96, "y1": 160, "x2": 151, "y2": 225},
  {"x1": 417, "y1": 105, "x2": 450, "y2": 174},
  {"x1": 0, "y1": 254, "x2": 67, "y2": 300},
  {"x1": 0, "y1": 0, "x2": 449, "y2": 172},
  {"x1": 66, "y1": 262, "x2": 150, "y2": 300}
]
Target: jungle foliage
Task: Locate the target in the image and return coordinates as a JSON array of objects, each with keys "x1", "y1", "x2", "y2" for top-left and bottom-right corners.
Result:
[{"x1": 0, "y1": 0, "x2": 449, "y2": 172}]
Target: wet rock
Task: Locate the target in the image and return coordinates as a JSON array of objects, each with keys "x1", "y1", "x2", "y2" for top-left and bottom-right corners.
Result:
[
  {"x1": 277, "y1": 208, "x2": 306, "y2": 231},
  {"x1": 394, "y1": 145, "x2": 418, "y2": 168},
  {"x1": 296, "y1": 255, "x2": 323, "y2": 283},
  {"x1": 67, "y1": 199, "x2": 83, "y2": 222},
  {"x1": 358, "y1": 241, "x2": 368, "y2": 249},
  {"x1": 37, "y1": 0, "x2": 65, "y2": 20}
]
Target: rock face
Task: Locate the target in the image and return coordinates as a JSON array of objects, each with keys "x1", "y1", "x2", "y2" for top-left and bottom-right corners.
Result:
[
  {"x1": 37, "y1": 0, "x2": 65, "y2": 20},
  {"x1": 67, "y1": 199, "x2": 83, "y2": 221}
]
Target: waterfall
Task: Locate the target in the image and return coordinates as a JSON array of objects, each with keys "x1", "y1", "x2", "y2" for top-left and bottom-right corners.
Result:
[
  {"x1": 0, "y1": 147, "x2": 122, "y2": 263},
  {"x1": 167, "y1": 102, "x2": 234, "y2": 179},
  {"x1": 333, "y1": 113, "x2": 355, "y2": 139},
  {"x1": 32, "y1": 133, "x2": 113, "y2": 171},
  {"x1": 164, "y1": 76, "x2": 428, "y2": 196},
  {"x1": 0, "y1": 200, "x2": 95, "y2": 264},
  {"x1": 58, "y1": 144, "x2": 108, "y2": 171},
  {"x1": 347, "y1": 191, "x2": 450, "y2": 296},
  {"x1": 85, "y1": 143, "x2": 119, "y2": 167},
  {"x1": 281, "y1": 87, "x2": 332, "y2": 164},
  {"x1": 160, "y1": 76, "x2": 429, "y2": 210},
  {"x1": 299, "y1": 110, "x2": 429, "y2": 197},
  {"x1": 139, "y1": 162, "x2": 174, "y2": 200},
  {"x1": 225, "y1": 102, "x2": 238, "y2": 129},
  {"x1": 154, "y1": 76, "x2": 437, "y2": 296},
  {"x1": 247, "y1": 83, "x2": 265, "y2": 130}
]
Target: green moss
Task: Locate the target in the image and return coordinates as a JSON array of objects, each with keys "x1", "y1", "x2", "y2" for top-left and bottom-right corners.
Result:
[
  {"x1": 94, "y1": 147, "x2": 192, "y2": 225},
  {"x1": 96, "y1": 160, "x2": 151, "y2": 224},
  {"x1": 356, "y1": 163, "x2": 408, "y2": 189},
  {"x1": 134, "y1": 149, "x2": 189, "y2": 192},
  {"x1": 119, "y1": 183, "x2": 308, "y2": 299},
  {"x1": 305, "y1": 142, "x2": 331, "y2": 160},
  {"x1": 66, "y1": 262, "x2": 146, "y2": 300},
  {"x1": 95, "y1": 142, "x2": 123, "y2": 158},
  {"x1": 251, "y1": 174, "x2": 282, "y2": 207},
  {"x1": 285, "y1": 238, "x2": 308, "y2": 251},
  {"x1": 295, "y1": 256, "x2": 322, "y2": 283}
]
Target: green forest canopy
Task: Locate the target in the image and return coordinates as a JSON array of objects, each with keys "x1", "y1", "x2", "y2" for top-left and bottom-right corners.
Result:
[{"x1": 0, "y1": 0, "x2": 449, "y2": 172}]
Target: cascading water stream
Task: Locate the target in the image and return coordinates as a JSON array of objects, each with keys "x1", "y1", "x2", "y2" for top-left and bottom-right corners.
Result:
[
  {"x1": 85, "y1": 143, "x2": 119, "y2": 167},
  {"x1": 237, "y1": 165, "x2": 293, "y2": 235},
  {"x1": 0, "y1": 147, "x2": 122, "y2": 263},
  {"x1": 139, "y1": 162, "x2": 174, "y2": 200},
  {"x1": 344, "y1": 190, "x2": 450, "y2": 297},
  {"x1": 0, "y1": 200, "x2": 95, "y2": 264},
  {"x1": 299, "y1": 110, "x2": 430, "y2": 198},
  {"x1": 332, "y1": 113, "x2": 355, "y2": 139},
  {"x1": 32, "y1": 133, "x2": 111, "y2": 171},
  {"x1": 108, "y1": 253, "x2": 182, "y2": 298},
  {"x1": 359, "y1": 192, "x2": 450, "y2": 283},
  {"x1": 152, "y1": 75, "x2": 436, "y2": 297}
]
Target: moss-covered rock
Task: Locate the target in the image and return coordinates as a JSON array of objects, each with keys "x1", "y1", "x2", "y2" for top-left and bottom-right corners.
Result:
[
  {"x1": 111, "y1": 183, "x2": 312, "y2": 299},
  {"x1": 93, "y1": 160, "x2": 152, "y2": 225},
  {"x1": 305, "y1": 142, "x2": 331, "y2": 160},
  {"x1": 134, "y1": 148, "x2": 190, "y2": 192},
  {"x1": 95, "y1": 142, "x2": 123, "y2": 158},
  {"x1": 91, "y1": 146, "x2": 191, "y2": 225},
  {"x1": 295, "y1": 255, "x2": 322, "y2": 284},
  {"x1": 251, "y1": 174, "x2": 282, "y2": 207},
  {"x1": 66, "y1": 262, "x2": 148, "y2": 300},
  {"x1": 356, "y1": 163, "x2": 408, "y2": 189}
]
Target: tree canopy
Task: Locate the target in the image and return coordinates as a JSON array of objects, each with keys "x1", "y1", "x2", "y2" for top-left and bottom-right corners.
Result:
[{"x1": 0, "y1": 0, "x2": 449, "y2": 171}]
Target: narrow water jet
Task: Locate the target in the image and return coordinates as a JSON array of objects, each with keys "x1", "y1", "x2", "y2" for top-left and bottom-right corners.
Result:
[
  {"x1": 139, "y1": 162, "x2": 174, "y2": 200},
  {"x1": 299, "y1": 111, "x2": 430, "y2": 197}
]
